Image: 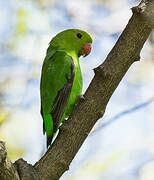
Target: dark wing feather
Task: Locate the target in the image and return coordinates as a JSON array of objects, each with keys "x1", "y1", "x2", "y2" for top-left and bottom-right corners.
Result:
[
  {"x1": 51, "y1": 62, "x2": 75, "y2": 133},
  {"x1": 40, "y1": 49, "x2": 75, "y2": 147},
  {"x1": 40, "y1": 105, "x2": 45, "y2": 134}
]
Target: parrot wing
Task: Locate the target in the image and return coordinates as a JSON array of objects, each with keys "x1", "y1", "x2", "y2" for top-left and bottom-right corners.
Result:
[{"x1": 40, "y1": 49, "x2": 75, "y2": 147}]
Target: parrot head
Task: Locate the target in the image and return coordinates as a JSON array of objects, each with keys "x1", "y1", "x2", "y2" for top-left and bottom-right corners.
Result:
[{"x1": 50, "y1": 29, "x2": 92, "y2": 57}]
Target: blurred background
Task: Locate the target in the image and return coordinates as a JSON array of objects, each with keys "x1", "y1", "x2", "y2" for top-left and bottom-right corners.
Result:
[{"x1": 0, "y1": 0, "x2": 154, "y2": 179}]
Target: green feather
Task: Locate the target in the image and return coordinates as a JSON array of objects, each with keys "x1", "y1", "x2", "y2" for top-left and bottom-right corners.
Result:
[{"x1": 40, "y1": 29, "x2": 92, "y2": 147}]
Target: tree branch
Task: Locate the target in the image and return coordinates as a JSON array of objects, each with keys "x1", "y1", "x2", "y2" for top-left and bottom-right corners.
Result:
[
  {"x1": 0, "y1": 141, "x2": 19, "y2": 180},
  {"x1": 0, "y1": 0, "x2": 153, "y2": 179},
  {"x1": 34, "y1": 0, "x2": 154, "y2": 180}
]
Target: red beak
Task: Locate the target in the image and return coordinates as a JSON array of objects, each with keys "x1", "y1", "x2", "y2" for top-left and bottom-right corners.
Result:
[{"x1": 78, "y1": 43, "x2": 92, "y2": 57}]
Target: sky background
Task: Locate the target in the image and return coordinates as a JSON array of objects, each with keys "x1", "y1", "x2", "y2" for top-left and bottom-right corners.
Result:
[{"x1": 0, "y1": 0, "x2": 154, "y2": 179}]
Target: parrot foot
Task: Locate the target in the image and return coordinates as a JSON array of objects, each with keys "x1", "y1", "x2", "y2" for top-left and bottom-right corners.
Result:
[
  {"x1": 62, "y1": 118, "x2": 68, "y2": 124},
  {"x1": 75, "y1": 94, "x2": 85, "y2": 107},
  {"x1": 79, "y1": 94, "x2": 85, "y2": 100},
  {"x1": 94, "y1": 65, "x2": 112, "y2": 77}
]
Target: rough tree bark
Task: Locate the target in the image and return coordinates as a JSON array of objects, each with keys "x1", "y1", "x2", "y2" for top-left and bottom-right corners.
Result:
[{"x1": 0, "y1": 0, "x2": 153, "y2": 179}]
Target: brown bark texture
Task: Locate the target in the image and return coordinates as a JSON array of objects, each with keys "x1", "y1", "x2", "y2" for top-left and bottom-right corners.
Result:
[{"x1": 0, "y1": 0, "x2": 153, "y2": 179}]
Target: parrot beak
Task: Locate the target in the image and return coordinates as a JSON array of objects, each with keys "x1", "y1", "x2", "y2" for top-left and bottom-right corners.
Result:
[{"x1": 78, "y1": 43, "x2": 92, "y2": 57}]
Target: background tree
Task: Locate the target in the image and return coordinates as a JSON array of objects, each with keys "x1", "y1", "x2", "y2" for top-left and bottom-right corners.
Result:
[{"x1": 0, "y1": 0, "x2": 154, "y2": 179}]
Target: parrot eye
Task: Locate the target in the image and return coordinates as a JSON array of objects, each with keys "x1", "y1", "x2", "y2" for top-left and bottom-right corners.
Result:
[{"x1": 77, "y1": 33, "x2": 82, "y2": 39}]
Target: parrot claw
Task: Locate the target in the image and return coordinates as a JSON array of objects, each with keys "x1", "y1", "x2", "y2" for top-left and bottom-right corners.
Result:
[
  {"x1": 79, "y1": 94, "x2": 85, "y2": 100},
  {"x1": 75, "y1": 94, "x2": 85, "y2": 107},
  {"x1": 62, "y1": 118, "x2": 68, "y2": 124}
]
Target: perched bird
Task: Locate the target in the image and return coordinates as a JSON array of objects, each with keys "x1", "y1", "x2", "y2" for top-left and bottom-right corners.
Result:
[{"x1": 40, "y1": 29, "x2": 92, "y2": 147}]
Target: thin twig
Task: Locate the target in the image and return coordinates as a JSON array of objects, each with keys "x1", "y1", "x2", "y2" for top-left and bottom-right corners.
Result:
[{"x1": 91, "y1": 97, "x2": 154, "y2": 134}]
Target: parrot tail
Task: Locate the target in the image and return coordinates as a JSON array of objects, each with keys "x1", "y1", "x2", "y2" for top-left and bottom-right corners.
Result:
[{"x1": 47, "y1": 135, "x2": 53, "y2": 148}]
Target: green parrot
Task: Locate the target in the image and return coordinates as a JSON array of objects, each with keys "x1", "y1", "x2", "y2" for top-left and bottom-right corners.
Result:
[{"x1": 40, "y1": 29, "x2": 92, "y2": 147}]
